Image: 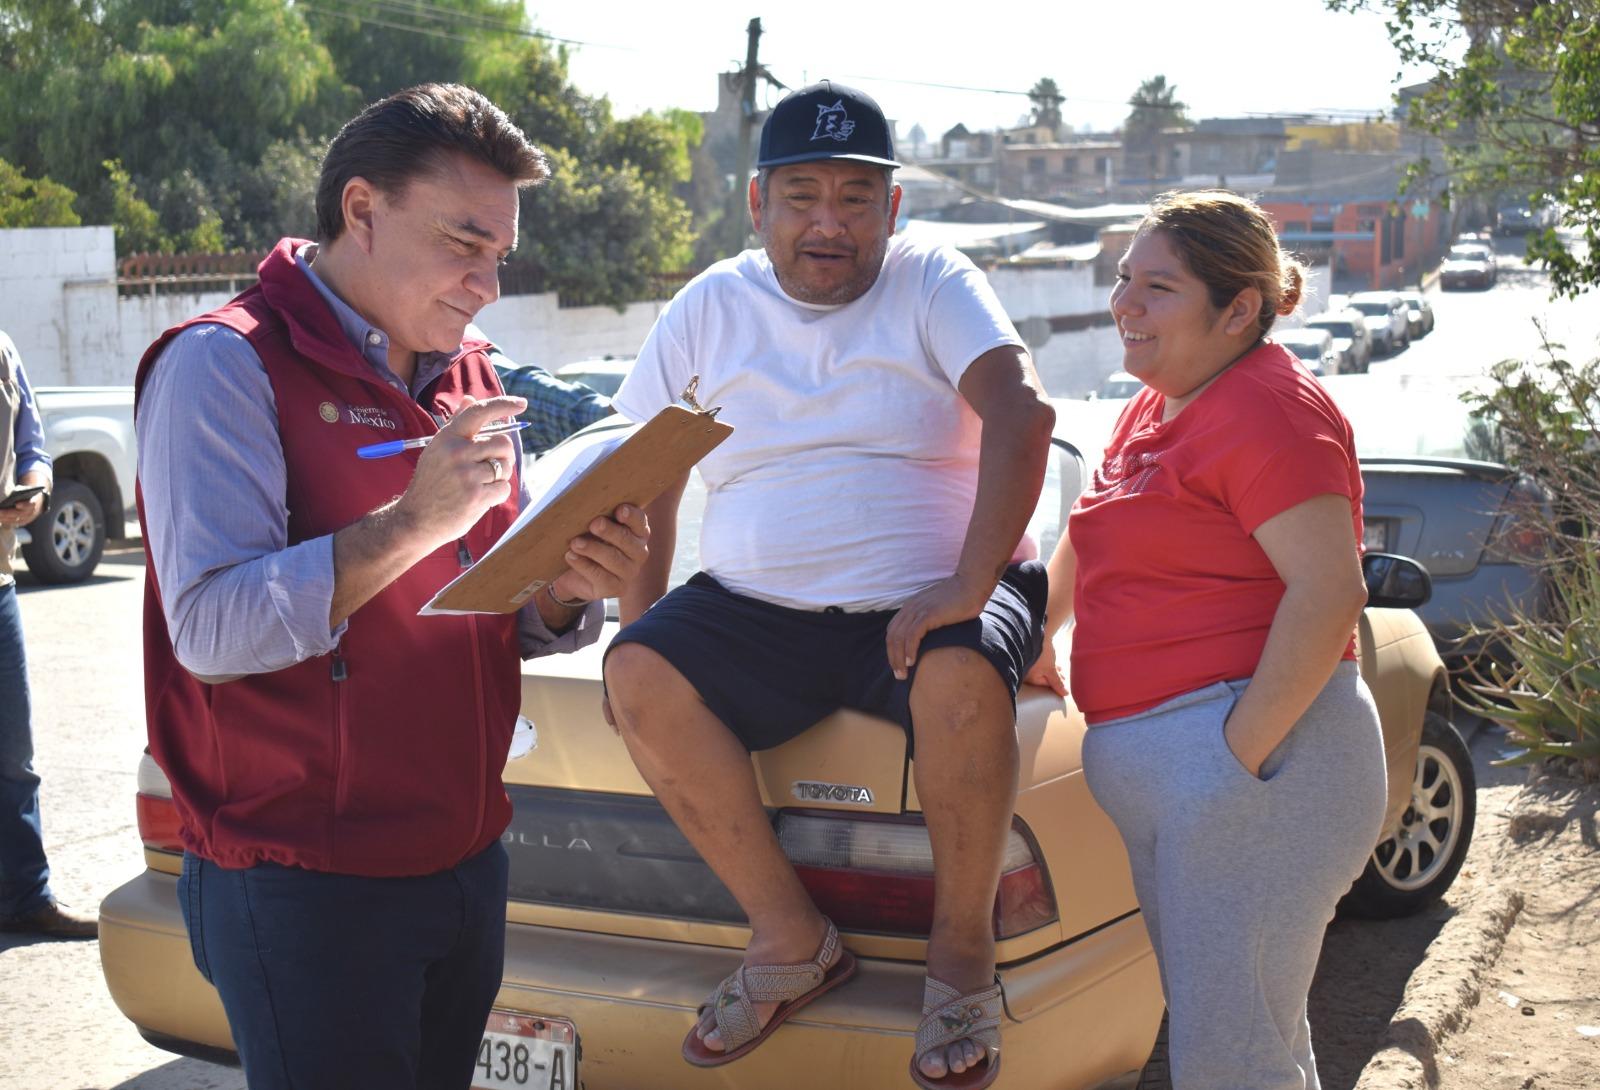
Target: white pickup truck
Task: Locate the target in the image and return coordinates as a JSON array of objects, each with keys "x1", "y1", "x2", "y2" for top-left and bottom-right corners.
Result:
[{"x1": 18, "y1": 385, "x2": 136, "y2": 583}]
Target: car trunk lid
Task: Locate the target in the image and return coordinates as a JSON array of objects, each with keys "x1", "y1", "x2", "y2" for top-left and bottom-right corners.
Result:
[{"x1": 1361, "y1": 460, "x2": 1513, "y2": 576}]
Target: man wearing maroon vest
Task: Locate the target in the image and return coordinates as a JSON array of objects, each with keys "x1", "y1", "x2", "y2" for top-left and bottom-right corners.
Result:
[{"x1": 135, "y1": 84, "x2": 648, "y2": 1090}]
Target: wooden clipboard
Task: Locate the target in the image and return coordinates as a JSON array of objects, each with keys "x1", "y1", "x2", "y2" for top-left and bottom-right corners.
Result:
[{"x1": 429, "y1": 404, "x2": 732, "y2": 614}]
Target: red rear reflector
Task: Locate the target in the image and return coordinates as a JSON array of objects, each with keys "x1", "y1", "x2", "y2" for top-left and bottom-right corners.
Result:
[
  {"x1": 136, "y1": 793, "x2": 184, "y2": 854},
  {"x1": 778, "y1": 810, "x2": 1059, "y2": 939}
]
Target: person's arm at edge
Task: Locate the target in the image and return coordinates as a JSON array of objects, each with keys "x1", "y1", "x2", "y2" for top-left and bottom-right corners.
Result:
[
  {"x1": 883, "y1": 344, "x2": 1055, "y2": 679},
  {"x1": 618, "y1": 470, "x2": 687, "y2": 626},
  {"x1": 2, "y1": 351, "x2": 53, "y2": 528},
  {"x1": 1022, "y1": 530, "x2": 1076, "y2": 696},
  {"x1": 1223, "y1": 492, "x2": 1367, "y2": 775}
]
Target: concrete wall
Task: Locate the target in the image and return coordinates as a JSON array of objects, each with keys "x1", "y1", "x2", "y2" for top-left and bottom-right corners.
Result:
[
  {"x1": 474, "y1": 293, "x2": 666, "y2": 369},
  {"x1": 0, "y1": 226, "x2": 667, "y2": 385},
  {"x1": 0, "y1": 227, "x2": 120, "y2": 385},
  {"x1": 987, "y1": 261, "x2": 1121, "y2": 398}
]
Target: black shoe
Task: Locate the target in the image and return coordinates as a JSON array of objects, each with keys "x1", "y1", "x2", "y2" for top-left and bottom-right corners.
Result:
[{"x1": 0, "y1": 898, "x2": 99, "y2": 939}]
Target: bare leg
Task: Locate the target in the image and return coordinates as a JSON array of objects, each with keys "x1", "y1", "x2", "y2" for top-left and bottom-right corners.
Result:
[
  {"x1": 604, "y1": 643, "x2": 837, "y2": 1050},
  {"x1": 907, "y1": 645, "x2": 1020, "y2": 1080}
]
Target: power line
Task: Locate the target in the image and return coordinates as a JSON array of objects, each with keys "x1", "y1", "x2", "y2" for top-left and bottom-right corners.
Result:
[{"x1": 293, "y1": 0, "x2": 629, "y2": 50}]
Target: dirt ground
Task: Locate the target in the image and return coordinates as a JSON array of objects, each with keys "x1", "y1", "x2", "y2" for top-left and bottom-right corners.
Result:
[{"x1": 1306, "y1": 721, "x2": 1599, "y2": 1090}]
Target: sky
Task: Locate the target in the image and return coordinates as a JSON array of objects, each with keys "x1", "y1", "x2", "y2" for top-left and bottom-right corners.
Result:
[{"x1": 532, "y1": 1, "x2": 1435, "y2": 141}]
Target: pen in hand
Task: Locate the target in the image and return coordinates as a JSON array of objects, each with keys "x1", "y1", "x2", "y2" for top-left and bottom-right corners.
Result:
[{"x1": 356, "y1": 420, "x2": 531, "y2": 459}]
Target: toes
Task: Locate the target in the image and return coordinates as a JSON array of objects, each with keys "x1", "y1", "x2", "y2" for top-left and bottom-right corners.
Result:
[{"x1": 918, "y1": 1050, "x2": 950, "y2": 1079}]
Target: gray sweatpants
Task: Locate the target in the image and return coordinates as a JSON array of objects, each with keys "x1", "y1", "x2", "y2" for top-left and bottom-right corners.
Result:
[{"x1": 1083, "y1": 661, "x2": 1387, "y2": 1090}]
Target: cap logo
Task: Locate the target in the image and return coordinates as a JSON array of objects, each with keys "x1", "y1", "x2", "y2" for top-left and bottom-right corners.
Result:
[{"x1": 811, "y1": 100, "x2": 856, "y2": 143}]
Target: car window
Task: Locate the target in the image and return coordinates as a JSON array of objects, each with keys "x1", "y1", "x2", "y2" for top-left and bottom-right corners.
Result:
[{"x1": 1349, "y1": 300, "x2": 1389, "y2": 316}]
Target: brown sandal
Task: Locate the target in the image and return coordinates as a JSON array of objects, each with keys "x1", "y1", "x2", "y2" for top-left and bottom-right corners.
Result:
[
  {"x1": 681, "y1": 918, "x2": 858, "y2": 1067},
  {"x1": 908, "y1": 976, "x2": 1003, "y2": 1089}
]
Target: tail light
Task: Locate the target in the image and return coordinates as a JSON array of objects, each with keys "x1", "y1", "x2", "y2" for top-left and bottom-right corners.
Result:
[
  {"x1": 1485, "y1": 477, "x2": 1551, "y2": 562},
  {"x1": 136, "y1": 751, "x2": 184, "y2": 854},
  {"x1": 775, "y1": 810, "x2": 1058, "y2": 939}
]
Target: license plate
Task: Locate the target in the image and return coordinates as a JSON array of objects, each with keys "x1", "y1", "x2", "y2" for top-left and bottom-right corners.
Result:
[
  {"x1": 1362, "y1": 521, "x2": 1390, "y2": 552},
  {"x1": 472, "y1": 1011, "x2": 578, "y2": 1090}
]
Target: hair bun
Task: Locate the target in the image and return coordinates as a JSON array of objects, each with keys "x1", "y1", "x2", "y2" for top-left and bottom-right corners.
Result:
[{"x1": 1277, "y1": 265, "x2": 1304, "y2": 316}]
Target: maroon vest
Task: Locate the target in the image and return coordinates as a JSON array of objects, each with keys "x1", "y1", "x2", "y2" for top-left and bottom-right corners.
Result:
[{"x1": 135, "y1": 238, "x2": 523, "y2": 877}]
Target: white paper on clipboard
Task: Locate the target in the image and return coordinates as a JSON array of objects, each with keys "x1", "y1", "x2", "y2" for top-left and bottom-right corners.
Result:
[{"x1": 420, "y1": 417, "x2": 640, "y2": 616}]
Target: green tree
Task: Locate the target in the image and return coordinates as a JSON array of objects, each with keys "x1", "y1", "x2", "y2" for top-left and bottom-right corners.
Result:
[
  {"x1": 0, "y1": 156, "x2": 80, "y2": 227},
  {"x1": 101, "y1": 158, "x2": 168, "y2": 256},
  {"x1": 513, "y1": 146, "x2": 694, "y2": 308},
  {"x1": 0, "y1": 0, "x2": 350, "y2": 253},
  {"x1": 1329, "y1": 0, "x2": 1600, "y2": 296},
  {"x1": 1124, "y1": 75, "x2": 1190, "y2": 139},
  {"x1": 0, "y1": 0, "x2": 703, "y2": 305},
  {"x1": 1028, "y1": 78, "x2": 1065, "y2": 134},
  {"x1": 304, "y1": 0, "x2": 527, "y2": 104}
]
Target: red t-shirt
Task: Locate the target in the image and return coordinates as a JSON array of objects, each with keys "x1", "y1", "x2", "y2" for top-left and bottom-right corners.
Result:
[{"x1": 1067, "y1": 341, "x2": 1363, "y2": 723}]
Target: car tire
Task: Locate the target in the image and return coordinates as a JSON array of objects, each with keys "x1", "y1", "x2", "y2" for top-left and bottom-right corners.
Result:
[
  {"x1": 19, "y1": 478, "x2": 106, "y2": 584},
  {"x1": 1339, "y1": 712, "x2": 1476, "y2": 919},
  {"x1": 1134, "y1": 1011, "x2": 1172, "y2": 1090}
]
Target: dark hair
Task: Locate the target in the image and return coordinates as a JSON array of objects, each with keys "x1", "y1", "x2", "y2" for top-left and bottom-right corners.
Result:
[
  {"x1": 315, "y1": 83, "x2": 548, "y2": 242},
  {"x1": 1136, "y1": 189, "x2": 1306, "y2": 336}
]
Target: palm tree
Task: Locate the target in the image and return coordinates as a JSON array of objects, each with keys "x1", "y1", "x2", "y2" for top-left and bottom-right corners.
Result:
[
  {"x1": 1028, "y1": 78, "x2": 1065, "y2": 135},
  {"x1": 1125, "y1": 75, "x2": 1190, "y2": 139}
]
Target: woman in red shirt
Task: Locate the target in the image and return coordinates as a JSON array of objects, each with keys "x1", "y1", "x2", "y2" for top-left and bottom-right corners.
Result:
[{"x1": 1030, "y1": 190, "x2": 1387, "y2": 1089}]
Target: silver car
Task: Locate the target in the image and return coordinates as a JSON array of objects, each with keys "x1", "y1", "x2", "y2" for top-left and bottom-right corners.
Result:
[
  {"x1": 1346, "y1": 292, "x2": 1411, "y2": 356},
  {"x1": 1306, "y1": 311, "x2": 1373, "y2": 374}
]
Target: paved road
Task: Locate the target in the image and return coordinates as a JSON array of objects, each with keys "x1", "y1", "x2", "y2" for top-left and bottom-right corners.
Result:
[{"x1": 0, "y1": 242, "x2": 1594, "y2": 1090}]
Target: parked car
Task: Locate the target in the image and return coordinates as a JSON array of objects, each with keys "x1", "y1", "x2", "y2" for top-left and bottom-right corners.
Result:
[
  {"x1": 553, "y1": 355, "x2": 634, "y2": 398},
  {"x1": 1324, "y1": 373, "x2": 1550, "y2": 670},
  {"x1": 1274, "y1": 327, "x2": 1341, "y2": 376},
  {"x1": 16, "y1": 385, "x2": 136, "y2": 583},
  {"x1": 1440, "y1": 244, "x2": 1498, "y2": 291},
  {"x1": 98, "y1": 416, "x2": 1475, "y2": 1090},
  {"x1": 1496, "y1": 200, "x2": 1557, "y2": 236},
  {"x1": 1306, "y1": 310, "x2": 1373, "y2": 374},
  {"x1": 1089, "y1": 370, "x2": 1143, "y2": 401},
  {"x1": 1346, "y1": 291, "x2": 1411, "y2": 356},
  {"x1": 1396, "y1": 291, "x2": 1435, "y2": 339}
]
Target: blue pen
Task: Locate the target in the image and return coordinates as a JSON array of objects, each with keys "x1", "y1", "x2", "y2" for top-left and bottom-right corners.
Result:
[{"x1": 356, "y1": 420, "x2": 530, "y2": 459}]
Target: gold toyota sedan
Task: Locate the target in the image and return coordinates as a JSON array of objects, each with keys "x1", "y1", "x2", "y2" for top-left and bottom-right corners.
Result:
[{"x1": 100, "y1": 412, "x2": 1476, "y2": 1090}]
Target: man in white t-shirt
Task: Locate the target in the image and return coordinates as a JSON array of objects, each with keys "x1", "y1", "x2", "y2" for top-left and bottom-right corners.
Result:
[{"x1": 604, "y1": 81, "x2": 1055, "y2": 1089}]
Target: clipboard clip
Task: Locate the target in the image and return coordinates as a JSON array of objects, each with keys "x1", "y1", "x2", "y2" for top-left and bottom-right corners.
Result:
[{"x1": 680, "y1": 375, "x2": 722, "y2": 420}]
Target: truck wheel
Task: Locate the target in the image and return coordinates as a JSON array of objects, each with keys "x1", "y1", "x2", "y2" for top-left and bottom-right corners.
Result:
[
  {"x1": 20, "y1": 478, "x2": 105, "y2": 584},
  {"x1": 1339, "y1": 712, "x2": 1476, "y2": 919}
]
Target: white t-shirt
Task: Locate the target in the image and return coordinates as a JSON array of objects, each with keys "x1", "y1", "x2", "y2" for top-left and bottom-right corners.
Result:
[{"x1": 613, "y1": 235, "x2": 1022, "y2": 611}]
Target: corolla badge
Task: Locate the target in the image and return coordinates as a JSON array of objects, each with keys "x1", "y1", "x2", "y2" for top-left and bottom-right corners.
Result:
[{"x1": 792, "y1": 781, "x2": 875, "y2": 805}]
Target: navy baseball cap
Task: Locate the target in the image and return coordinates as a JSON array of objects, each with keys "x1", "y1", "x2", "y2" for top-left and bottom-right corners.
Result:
[{"x1": 756, "y1": 80, "x2": 901, "y2": 170}]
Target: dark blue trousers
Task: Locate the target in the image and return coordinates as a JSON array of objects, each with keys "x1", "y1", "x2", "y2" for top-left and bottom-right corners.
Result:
[
  {"x1": 179, "y1": 841, "x2": 509, "y2": 1090},
  {"x1": 0, "y1": 583, "x2": 51, "y2": 920}
]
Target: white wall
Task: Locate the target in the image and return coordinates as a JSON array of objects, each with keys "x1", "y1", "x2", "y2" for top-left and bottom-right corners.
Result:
[
  {"x1": 0, "y1": 226, "x2": 667, "y2": 385},
  {"x1": 0, "y1": 227, "x2": 120, "y2": 385},
  {"x1": 474, "y1": 293, "x2": 666, "y2": 367},
  {"x1": 985, "y1": 261, "x2": 1121, "y2": 398}
]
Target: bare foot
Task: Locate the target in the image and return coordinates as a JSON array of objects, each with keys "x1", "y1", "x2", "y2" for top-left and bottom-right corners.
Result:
[{"x1": 696, "y1": 916, "x2": 840, "y2": 1052}]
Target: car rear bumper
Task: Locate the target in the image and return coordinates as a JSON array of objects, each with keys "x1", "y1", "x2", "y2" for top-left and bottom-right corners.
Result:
[
  {"x1": 1418, "y1": 563, "x2": 1546, "y2": 662},
  {"x1": 101, "y1": 870, "x2": 1162, "y2": 1089}
]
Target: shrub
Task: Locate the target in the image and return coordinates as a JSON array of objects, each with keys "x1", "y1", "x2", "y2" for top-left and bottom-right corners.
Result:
[{"x1": 1456, "y1": 334, "x2": 1600, "y2": 781}]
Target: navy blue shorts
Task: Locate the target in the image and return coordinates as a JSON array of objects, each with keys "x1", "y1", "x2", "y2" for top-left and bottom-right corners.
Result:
[{"x1": 608, "y1": 562, "x2": 1047, "y2": 754}]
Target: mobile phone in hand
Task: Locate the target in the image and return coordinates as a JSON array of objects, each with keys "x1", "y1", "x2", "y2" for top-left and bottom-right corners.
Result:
[{"x1": 0, "y1": 484, "x2": 46, "y2": 510}]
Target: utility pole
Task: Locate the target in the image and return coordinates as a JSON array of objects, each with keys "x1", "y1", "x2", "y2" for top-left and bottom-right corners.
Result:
[{"x1": 726, "y1": 18, "x2": 772, "y2": 257}]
